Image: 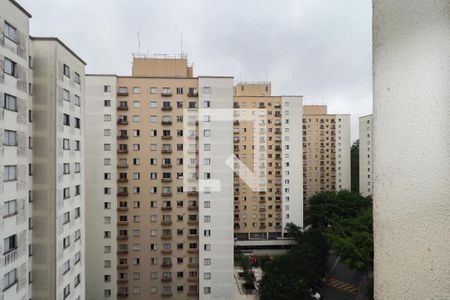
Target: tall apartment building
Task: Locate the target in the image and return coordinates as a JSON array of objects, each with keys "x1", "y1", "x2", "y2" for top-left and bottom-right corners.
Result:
[
  {"x1": 0, "y1": 1, "x2": 33, "y2": 299},
  {"x1": 233, "y1": 83, "x2": 303, "y2": 246},
  {"x1": 359, "y1": 114, "x2": 372, "y2": 197},
  {"x1": 1, "y1": 1, "x2": 87, "y2": 300},
  {"x1": 31, "y1": 37, "x2": 86, "y2": 300},
  {"x1": 303, "y1": 105, "x2": 351, "y2": 203},
  {"x1": 85, "y1": 55, "x2": 234, "y2": 300}
]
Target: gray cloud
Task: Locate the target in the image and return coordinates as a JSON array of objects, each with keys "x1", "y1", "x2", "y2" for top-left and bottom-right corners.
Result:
[{"x1": 20, "y1": 0, "x2": 372, "y2": 141}]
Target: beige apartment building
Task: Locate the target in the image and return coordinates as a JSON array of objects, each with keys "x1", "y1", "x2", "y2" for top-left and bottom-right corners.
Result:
[
  {"x1": 359, "y1": 115, "x2": 372, "y2": 197},
  {"x1": 233, "y1": 83, "x2": 303, "y2": 247},
  {"x1": 85, "y1": 55, "x2": 234, "y2": 300},
  {"x1": 303, "y1": 105, "x2": 351, "y2": 204}
]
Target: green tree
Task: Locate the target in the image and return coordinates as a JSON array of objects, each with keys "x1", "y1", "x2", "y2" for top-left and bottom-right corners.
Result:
[
  {"x1": 327, "y1": 208, "x2": 373, "y2": 274},
  {"x1": 351, "y1": 139, "x2": 360, "y2": 192},
  {"x1": 259, "y1": 228, "x2": 329, "y2": 300},
  {"x1": 309, "y1": 190, "x2": 371, "y2": 228},
  {"x1": 240, "y1": 256, "x2": 255, "y2": 290}
]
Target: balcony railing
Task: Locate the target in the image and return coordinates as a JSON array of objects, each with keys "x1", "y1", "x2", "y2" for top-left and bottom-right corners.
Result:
[
  {"x1": 117, "y1": 105, "x2": 128, "y2": 111},
  {"x1": 161, "y1": 106, "x2": 172, "y2": 111},
  {"x1": 3, "y1": 249, "x2": 18, "y2": 267}
]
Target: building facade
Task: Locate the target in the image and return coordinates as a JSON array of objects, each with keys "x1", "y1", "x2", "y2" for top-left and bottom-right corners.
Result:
[
  {"x1": 85, "y1": 56, "x2": 234, "y2": 300},
  {"x1": 1, "y1": 1, "x2": 87, "y2": 300},
  {"x1": 31, "y1": 37, "x2": 86, "y2": 300},
  {"x1": 359, "y1": 115, "x2": 372, "y2": 197},
  {"x1": 0, "y1": 1, "x2": 33, "y2": 299},
  {"x1": 303, "y1": 105, "x2": 351, "y2": 204},
  {"x1": 232, "y1": 83, "x2": 303, "y2": 245}
]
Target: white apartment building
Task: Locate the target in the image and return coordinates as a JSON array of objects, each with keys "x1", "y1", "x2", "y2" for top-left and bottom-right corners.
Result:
[
  {"x1": 85, "y1": 75, "x2": 118, "y2": 300},
  {"x1": 0, "y1": 1, "x2": 33, "y2": 299},
  {"x1": 31, "y1": 37, "x2": 86, "y2": 300},
  {"x1": 359, "y1": 115, "x2": 372, "y2": 197}
]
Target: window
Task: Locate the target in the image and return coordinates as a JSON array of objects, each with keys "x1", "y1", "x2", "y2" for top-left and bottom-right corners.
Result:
[
  {"x1": 63, "y1": 212, "x2": 70, "y2": 224},
  {"x1": 63, "y1": 260, "x2": 70, "y2": 274},
  {"x1": 104, "y1": 99, "x2": 111, "y2": 107},
  {"x1": 204, "y1": 287, "x2": 211, "y2": 294},
  {"x1": 63, "y1": 236, "x2": 70, "y2": 249},
  {"x1": 63, "y1": 114, "x2": 70, "y2": 125},
  {"x1": 75, "y1": 185, "x2": 81, "y2": 196},
  {"x1": 74, "y1": 95, "x2": 80, "y2": 106},
  {"x1": 132, "y1": 87, "x2": 141, "y2": 94},
  {"x1": 3, "y1": 200, "x2": 17, "y2": 217},
  {"x1": 4, "y1": 165, "x2": 16, "y2": 181},
  {"x1": 4, "y1": 58, "x2": 17, "y2": 77},
  {"x1": 4, "y1": 94, "x2": 17, "y2": 111},
  {"x1": 104, "y1": 85, "x2": 111, "y2": 92},
  {"x1": 74, "y1": 72, "x2": 80, "y2": 84},
  {"x1": 3, "y1": 269, "x2": 16, "y2": 290},
  {"x1": 150, "y1": 87, "x2": 157, "y2": 94},
  {"x1": 3, "y1": 130, "x2": 16, "y2": 146},
  {"x1": 75, "y1": 118, "x2": 81, "y2": 128},
  {"x1": 63, "y1": 187, "x2": 70, "y2": 199},
  {"x1": 74, "y1": 274, "x2": 81, "y2": 287},
  {"x1": 63, "y1": 89, "x2": 70, "y2": 101},
  {"x1": 75, "y1": 162, "x2": 81, "y2": 173},
  {"x1": 176, "y1": 87, "x2": 183, "y2": 94},
  {"x1": 63, "y1": 284, "x2": 70, "y2": 298},
  {"x1": 63, "y1": 138, "x2": 70, "y2": 150},
  {"x1": 4, "y1": 234, "x2": 17, "y2": 253},
  {"x1": 75, "y1": 207, "x2": 81, "y2": 218},
  {"x1": 63, "y1": 64, "x2": 70, "y2": 77},
  {"x1": 63, "y1": 163, "x2": 70, "y2": 174},
  {"x1": 104, "y1": 114, "x2": 111, "y2": 121},
  {"x1": 4, "y1": 22, "x2": 17, "y2": 42}
]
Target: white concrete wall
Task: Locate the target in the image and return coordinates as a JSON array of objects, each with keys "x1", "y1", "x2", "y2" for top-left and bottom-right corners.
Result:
[
  {"x1": 335, "y1": 115, "x2": 351, "y2": 191},
  {"x1": 32, "y1": 38, "x2": 85, "y2": 300},
  {"x1": 85, "y1": 75, "x2": 118, "y2": 300},
  {"x1": 373, "y1": 1, "x2": 450, "y2": 298},
  {"x1": 0, "y1": 1, "x2": 32, "y2": 299},
  {"x1": 281, "y1": 96, "x2": 303, "y2": 231},
  {"x1": 198, "y1": 77, "x2": 234, "y2": 300},
  {"x1": 359, "y1": 115, "x2": 372, "y2": 197}
]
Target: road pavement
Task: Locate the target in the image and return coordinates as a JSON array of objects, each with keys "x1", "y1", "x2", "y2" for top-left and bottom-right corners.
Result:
[{"x1": 321, "y1": 256, "x2": 362, "y2": 300}]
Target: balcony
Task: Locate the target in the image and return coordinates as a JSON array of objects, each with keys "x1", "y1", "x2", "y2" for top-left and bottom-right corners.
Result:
[
  {"x1": 118, "y1": 178, "x2": 128, "y2": 183},
  {"x1": 117, "y1": 264, "x2": 128, "y2": 269},
  {"x1": 188, "y1": 262, "x2": 199, "y2": 267},
  {"x1": 188, "y1": 234, "x2": 199, "y2": 240},
  {"x1": 161, "y1": 106, "x2": 172, "y2": 111},
  {"x1": 234, "y1": 120, "x2": 240, "y2": 125},
  {"x1": 187, "y1": 191, "x2": 198, "y2": 196},
  {"x1": 117, "y1": 235, "x2": 128, "y2": 240},
  {"x1": 161, "y1": 206, "x2": 173, "y2": 211},
  {"x1": 117, "y1": 191, "x2": 129, "y2": 197},
  {"x1": 275, "y1": 225, "x2": 282, "y2": 230},
  {"x1": 161, "y1": 262, "x2": 172, "y2": 268},
  {"x1": 161, "y1": 234, "x2": 172, "y2": 240},
  {"x1": 161, "y1": 292, "x2": 173, "y2": 297},
  {"x1": 188, "y1": 276, "x2": 198, "y2": 282},
  {"x1": 161, "y1": 149, "x2": 172, "y2": 154},
  {"x1": 161, "y1": 249, "x2": 173, "y2": 254},
  {"x1": 188, "y1": 90, "x2": 198, "y2": 97},
  {"x1": 161, "y1": 177, "x2": 172, "y2": 182},
  {"x1": 161, "y1": 191, "x2": 172, "y2": 197},
  {"x1": 117, "y1": 279, "x2": 128, "y2": 284},
  {"x1": 117, "y1": 207, "x2": 129, "y2": 211},
  {"x1": 161, "y1": 220, "x2": 172, "y2": 226},
  {"x1": 188, "y1": 291, "x2": 199, "y2": 296},
  {"x1": 161, "y1": 91, "x2": 172, "y2": 97},
  {"x1": 161, "y1": 277, "x2": 172, "y2": 283},
  {"x1": 260, "y1": 224, "x2": 267, "y2": 229},
  {"x1": 161, "y1": 163, "x2": 172, "y2": 168},
  {"x1": 118, "y1": 135, "x2": 128, "y2": 139},
  {"x1": 161, "y1": 120, "x2": 172, "y2": 125},
  {"x1": 117, "y1": 119, "x2": 128, "y2": 125},
  {"x1": 117, "y1": 149, "x2": 128, "y2": 154},
  {"x1": 3, "y1": 249, "x2": 18, "y2": 267},
  {"x1": 275, "y1": 208, "x2": 282, "y2": 212},
  {"x1": 161, "y1": 135, "x2": 172, "y2": 140},
  {"x1": 117, "y1": 163, "x2": 128, "y2": 168},
  {"x1": 117, "y1": 221, "x2": 128, "y2": 226},
  {"x1": 188, "y1": 206, "x2": 198, "y2": 211},
  {"x1": 117, "y1": 88, "x2": 128, "y2": 96},
  {"x1": 233, "y1": 103, "x2": 240, "y2": 108},
  {"x1": 117, "y1": 249, "x2": 128, "y2": 255},
  {"x1": 117, "y1": 292, "x2": 129, "y2": 298},
  {"x1": 188, "y1": 220, "x2": 199, "y2": 226}
]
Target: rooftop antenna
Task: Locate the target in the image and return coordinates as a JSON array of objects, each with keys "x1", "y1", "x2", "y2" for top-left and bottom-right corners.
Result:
[
  {"x1": 137, "y1": 32, "x2": 141, "y2": 54},
  {"x1": 180, "y1": 33, "x2": 183, "y2": 56}
]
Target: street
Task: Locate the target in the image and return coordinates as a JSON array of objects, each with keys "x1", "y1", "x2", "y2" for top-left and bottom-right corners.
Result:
[{"x1": 321, "y1": 256, "x2": 363, "y2": 300}]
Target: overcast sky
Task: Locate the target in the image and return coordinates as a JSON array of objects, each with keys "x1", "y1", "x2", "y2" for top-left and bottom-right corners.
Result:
[{"x1": 20, "y1": 0, "x2": 372, "y2": 141}]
